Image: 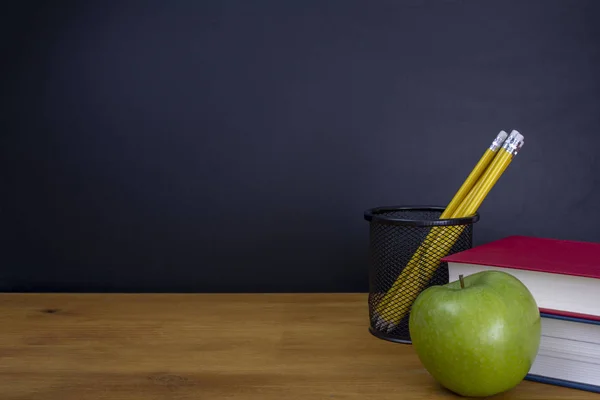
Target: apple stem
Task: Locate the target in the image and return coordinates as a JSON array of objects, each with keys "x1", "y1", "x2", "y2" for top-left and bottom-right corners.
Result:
[{"x1": 459, "y1": 274, "x2": 465, "y2": 289}]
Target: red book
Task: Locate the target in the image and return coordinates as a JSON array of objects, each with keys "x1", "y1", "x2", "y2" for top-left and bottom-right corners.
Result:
[{"x1": 441, "y1": 235, "x2": 600, "y2": 321}]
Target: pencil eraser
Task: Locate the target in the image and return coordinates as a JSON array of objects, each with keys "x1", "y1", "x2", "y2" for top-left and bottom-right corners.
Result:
[
  {"x1": 497, "y1": 130, "x2": 508, "y2": 141},
  {"x1": 509, "y1": 130, "x2": 524, "y2": 143}
]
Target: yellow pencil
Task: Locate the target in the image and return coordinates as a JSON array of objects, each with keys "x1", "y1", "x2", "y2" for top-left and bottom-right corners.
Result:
[
  {"x1": 441, "y1": 130, "x2": 508, "y2": 218},
  {"x1": 373, "y1": 131, "x2": 508, "y2": 321},
  {"x1": 379, "y1": 130, "x2": 525, "y2": 332}
]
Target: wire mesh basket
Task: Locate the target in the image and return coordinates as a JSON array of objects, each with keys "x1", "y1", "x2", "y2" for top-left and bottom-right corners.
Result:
[{"x1": 363, "y1": 206, "x2": 479, "y2": 343}]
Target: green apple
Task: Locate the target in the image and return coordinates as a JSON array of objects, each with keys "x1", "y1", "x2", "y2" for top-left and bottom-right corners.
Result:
[{"x1": 408, "y1": 270, "x2": 541, "y2": 397}]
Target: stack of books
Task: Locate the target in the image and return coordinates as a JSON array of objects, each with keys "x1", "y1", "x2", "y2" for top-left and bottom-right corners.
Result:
[{"x1": 442, "y1": 235, "x2": 600, "y2": 394}]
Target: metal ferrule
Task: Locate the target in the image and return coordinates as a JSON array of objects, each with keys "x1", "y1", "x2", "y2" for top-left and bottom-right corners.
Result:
[
  {"x1": 502, "y1": 135, "x2": 524, "y2": 156},
  {"x1": 489, "y1": 131, "x2": 508, "y2": 151}
]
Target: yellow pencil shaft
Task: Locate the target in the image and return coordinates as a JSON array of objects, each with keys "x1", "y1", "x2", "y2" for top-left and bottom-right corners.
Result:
[
  {"x1": 441, "y1": 148, "x2": 496, "y2": 218},
  {"x1": 378, "y1": 149, "x2": 515, "y2": 325},
  {"x1": 374, "y1": 148, "x2": 498, "y2": 315},
  {"x1": 453, "y1": 150, "x2": 513, "y2": 217}
]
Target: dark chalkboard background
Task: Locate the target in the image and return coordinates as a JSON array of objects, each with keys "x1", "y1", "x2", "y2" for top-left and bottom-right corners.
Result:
[{"x1": 2, "y1": 0, "x2": 599, "y2": 293}]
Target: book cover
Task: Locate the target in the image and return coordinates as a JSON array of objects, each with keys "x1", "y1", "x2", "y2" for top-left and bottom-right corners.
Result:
[
  {"x1": 540, "y1": 311, "x2": 600, "y2": 324},
  {"x1": 441, "y1": 235, "x2": 600, "y2": 280},
  {"x1": 524, "y1": 375, "x2": 600, "y2": 394}
]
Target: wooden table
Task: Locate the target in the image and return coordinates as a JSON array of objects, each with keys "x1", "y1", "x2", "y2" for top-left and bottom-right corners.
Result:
[{"x1": 0, "y1": 293, "x2": 597, "y2": 399}]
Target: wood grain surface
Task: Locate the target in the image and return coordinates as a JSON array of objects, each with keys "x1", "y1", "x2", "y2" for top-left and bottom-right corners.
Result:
[{"x1": 0, "y1": 293, "x2": 597, "y2": 399}]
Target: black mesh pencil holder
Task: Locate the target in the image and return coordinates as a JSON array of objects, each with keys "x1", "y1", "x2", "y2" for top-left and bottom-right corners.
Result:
[{"x1": 363, "y1": 206, "x2": 479, "y2": 344}]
